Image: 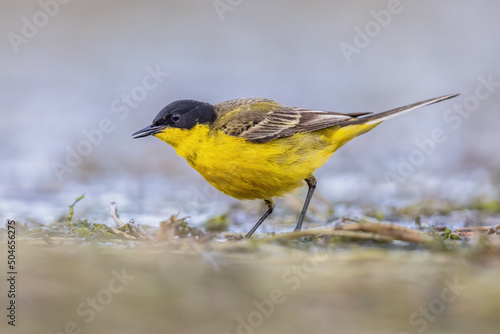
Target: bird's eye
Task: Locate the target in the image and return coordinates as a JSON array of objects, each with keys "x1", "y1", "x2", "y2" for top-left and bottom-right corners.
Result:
[{"x1": 171, "y1": 113, "x2": 181, "y2": 122}]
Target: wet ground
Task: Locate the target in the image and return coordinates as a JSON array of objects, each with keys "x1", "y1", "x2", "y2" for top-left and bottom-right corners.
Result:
[
  {"x1": 3, "y1": 209, "x2": 500, "y2": 334},
  {"x1": 2, "y1": 193, "x2": 500, "y2": 333}
]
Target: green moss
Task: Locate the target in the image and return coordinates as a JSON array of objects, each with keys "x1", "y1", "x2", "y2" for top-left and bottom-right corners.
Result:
[
  {"x1": 443, "y1": 227, "x2": 452, "y2": 240},
  {"x1": 472, "y1": 199, "x2": 500, "y2": 213},
  {"x1": 67, "y1": 194, "x2": 85, "y2": 223},
  {"x1": 203, "y1": 214, "x2": 229, "y2": 232},
  {"x1": 414, "y1": 215, "x2": 422, "y2": 228},
  {"x1": 73, "y1": 227, "x2": 94, "y2": 238}
]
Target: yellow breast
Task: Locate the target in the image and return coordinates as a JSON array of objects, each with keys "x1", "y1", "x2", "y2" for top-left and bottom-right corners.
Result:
[{"x1": 154, "y1": 122, "x2": 378, "y2": 200}]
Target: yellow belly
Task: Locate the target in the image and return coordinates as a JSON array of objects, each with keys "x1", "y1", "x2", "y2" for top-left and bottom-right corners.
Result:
[{"x1": 154, "y1": 122, "x2": 378, "y2": 200}]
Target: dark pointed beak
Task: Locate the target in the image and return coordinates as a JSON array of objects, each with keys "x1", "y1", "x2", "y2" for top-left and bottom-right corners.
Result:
[{"x1": 132, "y1": 124, "x2": 164, "y2": 139}]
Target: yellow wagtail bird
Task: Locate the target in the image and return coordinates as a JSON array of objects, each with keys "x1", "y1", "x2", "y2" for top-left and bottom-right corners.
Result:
[{"x1": 133, "y1": 93, "x2": 459, "y2": 237}]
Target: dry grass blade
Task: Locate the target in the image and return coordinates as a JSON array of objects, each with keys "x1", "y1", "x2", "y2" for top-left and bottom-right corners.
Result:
[
  {"x1": 120, "y1": 220, "x2": 155, "y2": 241},
  {"x1": 454, "y1": 226, "x2": 492, "y2": 232},
  {"x1": 488, "y1": 224, "x2": 500, "y2": 235},
  {"x1": 335, "y1": 221, "x2": 433, "y2": 243},
  {"x1": 252, "y1": 228, "x2": 396, "y2": 242},
  {"x1": 157, "y1": 214, "x2": 205, "y2": 242},
  {"x1": 110, "y1": 201, "x2": 125, "y2": 227},
  {"x1": 104, "y1": 226, "x2": 136, "y2": 240}
]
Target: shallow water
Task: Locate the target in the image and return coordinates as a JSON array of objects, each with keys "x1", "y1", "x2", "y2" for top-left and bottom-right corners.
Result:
[{"x1": 1, "y1": 0, "x2": 499, "y2": 230}]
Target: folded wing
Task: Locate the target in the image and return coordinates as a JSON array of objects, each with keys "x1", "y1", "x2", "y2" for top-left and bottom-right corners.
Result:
[
  {"x1": 215, "y1": 98, "x2": 370, "y2": 143},
  {"x1": 215, "y1": 93, "x2": 459, "y2": 143}
]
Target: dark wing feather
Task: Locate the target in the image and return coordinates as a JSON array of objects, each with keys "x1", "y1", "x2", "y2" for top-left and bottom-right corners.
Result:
[
  {"x1": 214, "y1": 94, "x2": 460, "y2": 143},
  {"x1": 214, "y1": 98, "x2": 371, "y2": 143},
  {"x1": 275, "y1": 108, "x2": 372, "y2": 141}
]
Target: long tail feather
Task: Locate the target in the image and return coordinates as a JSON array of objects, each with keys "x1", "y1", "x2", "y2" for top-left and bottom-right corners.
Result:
[{"x1": 347, "y1": 93, "x2": 460, "y2": 126}]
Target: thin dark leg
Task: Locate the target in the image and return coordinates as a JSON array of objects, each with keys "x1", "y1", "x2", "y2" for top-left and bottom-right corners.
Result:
[
  {"x1": 294, "y1": 175, "x2": 317, "y2": 232},
  {"x1": 245, "y1": 199, "x2": 275, "y2": 238}
]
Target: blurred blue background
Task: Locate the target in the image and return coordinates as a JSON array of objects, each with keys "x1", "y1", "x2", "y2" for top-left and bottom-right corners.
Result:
[{"x1": 1, "y1": 0, "x2": 499, "y2": 229}]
